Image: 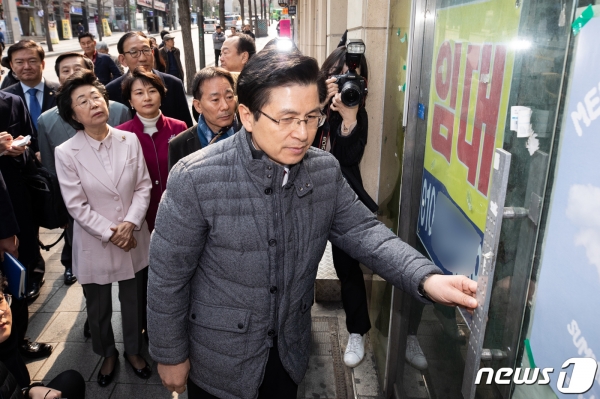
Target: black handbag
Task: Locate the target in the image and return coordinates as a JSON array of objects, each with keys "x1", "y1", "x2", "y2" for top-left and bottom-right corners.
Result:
[{"x1": 24, "y1": 157, "x2": 69, "y2": 229}]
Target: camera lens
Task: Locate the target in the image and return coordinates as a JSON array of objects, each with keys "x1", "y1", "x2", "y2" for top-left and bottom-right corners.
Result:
[{"x1": 340, "y1": 81, "x2": 362, "y2": 107}]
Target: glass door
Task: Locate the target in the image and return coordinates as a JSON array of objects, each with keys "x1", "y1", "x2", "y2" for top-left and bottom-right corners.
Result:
[{"x1": 393, "y1": 0, "x2": 579, "y2": 397}]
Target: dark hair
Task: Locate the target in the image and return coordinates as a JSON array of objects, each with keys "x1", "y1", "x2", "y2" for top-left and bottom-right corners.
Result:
[
  {"x1": 78, "y1": 32, "x2": 95, "y2": 42},
  {"x1": 320, "y1": 46, "x2": 369, "y2": 82},
  {"x1": 0, "y1": 271, "x2": 6, "y2": 293},
  {"x1": 160, "y1": 30, "x2": 169, "y2": 39},
  {"x1": 192, "y1": 67, "x2": 234, "y2": 100},
  {"x1": 56, "y1": 70, "x2": 109, "y2": 131},
  {"x1": 7, "y1": 40, "x2": 45, "y2": 63},
  {"x1": 233, "y1": 33, "x2": 256, "y2": 60},
  {"x1": 54, "y1": 52, "x2": 94, "y2": 77},
  {"x1": 117, "y1": 31, "x2": 149, "y2": 55},
  {"x1": 121, "y1": 67, "x2": 167, "y2": 105},
  {"x1": 237, "y1": 50, "x2": 326, "y2": 120}
]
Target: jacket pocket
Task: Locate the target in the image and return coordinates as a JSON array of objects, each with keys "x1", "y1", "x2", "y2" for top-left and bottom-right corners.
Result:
[{"x1": 188, "y1": 300, "x2": 250, "y2": 357}]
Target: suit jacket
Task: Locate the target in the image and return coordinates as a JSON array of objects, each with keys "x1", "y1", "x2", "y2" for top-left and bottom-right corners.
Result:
[
  {"x1": 167, "y1": 124, "x2": 201, "y2": 171},
  {"x1": 37, "y1": 101, "x2": 132, "y2": 175},
  {"x1": 116, "y1": 114, "x2": 187, "y2": 231},
  {"x1": 159, "y1": 47, "x2": 184, "y2": 82},
  {"x1": 106, "y1": 70, "x2": 193, "y2": 128},
  {"x1": 54, "y1": 127, "x2": 152, "y2": 285},
  {"x1": 0, "y1": 91, "x2": 39, "y2": 267},
  {"x1": 94, "y1": 52, "x2": 123, "y2": 86},
  {"x1": 0, "y1": 170, "x2": 19, "y2": 239},
  {"x1": 2, "y1": 80, "x2": 60, "y2": 153}
]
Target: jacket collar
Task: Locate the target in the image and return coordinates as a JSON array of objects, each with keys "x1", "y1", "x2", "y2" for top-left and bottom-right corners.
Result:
[
  {"x1": 237, "y1": 129, "x2": 314, "y2": 197},
  {"x1": 131, "y1": 112, "x2": 165, "y2": 133}
]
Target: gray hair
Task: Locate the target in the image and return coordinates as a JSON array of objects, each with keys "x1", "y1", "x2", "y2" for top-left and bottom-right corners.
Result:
[{"x1": 96, "y1": 41, "x2": 109, "y2": 51}]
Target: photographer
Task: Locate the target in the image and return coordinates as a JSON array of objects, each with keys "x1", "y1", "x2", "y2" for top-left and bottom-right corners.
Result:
[{"x1": 312, "y1": 43, "x2": 377, "y2": 368}]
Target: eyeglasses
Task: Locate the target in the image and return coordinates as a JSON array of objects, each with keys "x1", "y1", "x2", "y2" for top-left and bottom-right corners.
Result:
[
  {"x1": 73, "y1": 94, "x2": 105, "y2": 109},
  {"x1": 0, "y1": 294, "x2": 12, "y2": 311},
  {"x1": 123, "y1": 48, "x2": 153, "y2": 58},
  {"x1": 258, "y1": 110, "x2": 326, "y2": 131}
]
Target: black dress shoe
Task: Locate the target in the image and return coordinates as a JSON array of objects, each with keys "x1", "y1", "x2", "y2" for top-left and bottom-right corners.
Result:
[
  {"x1": 123, "y1": 352, "x2": 152, "y2": 379},
  {"x1": 83, "y1": 319, "x2": 91, "y2": 338},
  {"x1": 64, "y1": 267, "x2": 77, "y2": 285},
  {"x1": 97, "y1": 355, "x2": 119, "y2": 387},
  {"x1": 26, "y1": 278, "x2": 45, "y2": 300},
  {"x1": 19, "y1": 340, "x2": 53, "y2": 359}
]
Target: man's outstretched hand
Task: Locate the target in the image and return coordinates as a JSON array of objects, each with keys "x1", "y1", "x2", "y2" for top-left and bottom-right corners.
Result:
[{"x1": 423, "y1": 274, "x2": 478, "y2": 312}]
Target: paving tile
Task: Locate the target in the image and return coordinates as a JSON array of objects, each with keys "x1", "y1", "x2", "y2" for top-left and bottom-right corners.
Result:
[
  {"x1": 34, "y1": 342, "x2": 101, "y2": 382},
  {"x1": 39, "y1": 284, "x2": 86, "y2": 312},
  {"x1": 25, "y1": 350, "x2": 54, "y2": 382},
  {"x1": 41, "y1": 272, "x2": 67, "y2": 282},
  {"x1": 85, "y1": 381, "x2": 117, "y2": 399},
  {"x1": 38, "y1": 311, "x2": 89, "y2": 343},
  {"x1": 34, "y1": 279, "x2": 65, "y2": 304},
  {"x1": 26, "y1": 311, "x2": 59, "y2": 342},
  {"x1": 303, "y1": 355, "x2": 336, "y2": 398},
  {"x1": 353, "y1": 348, "x2": 382, "y2": 397},
  {"x1": 110, "y1": 382, "x2": 181, "y2": 398}
]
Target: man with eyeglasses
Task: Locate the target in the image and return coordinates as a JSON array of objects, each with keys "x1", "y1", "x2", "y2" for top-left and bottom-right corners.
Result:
[
  {"x1": 0, "y1": 44, "x2": 53, "y2": 361},
  {"x1": 148, "y1": 49, "x2": 478, "y2": 398},
  {"x1": 105, "y1": 31, "x2": 194, "y2": 128}
]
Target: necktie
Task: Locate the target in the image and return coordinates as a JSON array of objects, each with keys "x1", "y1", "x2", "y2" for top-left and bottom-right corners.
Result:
[{"x1": 27, "y1": 88, "x2": 41, "y2": 129}]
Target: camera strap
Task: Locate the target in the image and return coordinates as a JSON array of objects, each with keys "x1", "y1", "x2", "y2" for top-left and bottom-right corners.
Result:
[{"x1": 318, "y1": 108, "x2": 332, "y2": 151}]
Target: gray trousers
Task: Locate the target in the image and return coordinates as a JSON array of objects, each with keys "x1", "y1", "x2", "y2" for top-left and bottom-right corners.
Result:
[{"x1": 82, "y1": 268, "x2": 148, "y2": 358}]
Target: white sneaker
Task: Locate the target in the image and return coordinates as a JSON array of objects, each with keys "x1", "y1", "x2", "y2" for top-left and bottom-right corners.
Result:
[
  {"x1": 405, "y1": 335, "x2": 428, "y2": 370},
  {"x1": 344, "y1": 333, "x2": 365, "y2": 368}
]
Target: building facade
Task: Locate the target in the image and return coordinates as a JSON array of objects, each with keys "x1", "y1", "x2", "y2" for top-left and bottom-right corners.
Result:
[{"x1": 296, "y1": 0, "x2": 599, "y2": 398}]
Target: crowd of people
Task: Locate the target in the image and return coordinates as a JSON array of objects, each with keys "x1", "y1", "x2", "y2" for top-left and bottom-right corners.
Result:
[{"x1": 0, "y1": 29, "x2": 478, "y2": 399}]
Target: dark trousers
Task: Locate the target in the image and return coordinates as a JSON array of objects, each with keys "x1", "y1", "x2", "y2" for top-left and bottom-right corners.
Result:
[
  {"x1": 82, "y1": 268, "x2": 148, "y2": 357},
  {"x1": 214, "y1": 49, "x2": 221, "y2": 66},
  {"x1": 9, "y1": 296, "x2": 29, "y2": 346},
  {"x1": 331, "y1": 244, "x2": 371, "y2": 335},
  {"x1": 45, "y1": 369, "x2": 86, "y2": 399},
  {"x1": 187, "y1": 338, "x2": 298, "y2": 399}
]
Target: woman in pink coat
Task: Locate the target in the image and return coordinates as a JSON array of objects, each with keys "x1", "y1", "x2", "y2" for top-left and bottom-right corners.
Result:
[
  {"x1": 54, "y1": 71, "x2": 153, "y2": 387},
  {"x1": 116, "y1": 67, "x2": 187, "y2": 231}
]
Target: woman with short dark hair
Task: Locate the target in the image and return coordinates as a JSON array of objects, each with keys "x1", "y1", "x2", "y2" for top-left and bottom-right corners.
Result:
[
  {"x1": 54, "y1": 70, "x2": 153, "y2": 387},
  {"x1": 117, "y1": 67, "x2": 187, "y2": 231}
]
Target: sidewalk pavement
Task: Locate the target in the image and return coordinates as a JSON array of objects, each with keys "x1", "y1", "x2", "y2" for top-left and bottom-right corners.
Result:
[{"x1": 28, "y1": 228, "x2": 384, "y2": 398}]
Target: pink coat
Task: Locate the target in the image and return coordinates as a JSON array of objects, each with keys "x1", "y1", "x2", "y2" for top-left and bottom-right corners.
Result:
[{"x1": 55, "y1": 127, "x2": 152, "y2": 285}]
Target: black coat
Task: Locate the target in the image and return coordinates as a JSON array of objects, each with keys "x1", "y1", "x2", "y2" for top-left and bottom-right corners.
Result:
[
  {"x1": 0, "y1": 170, "x2": 19, "y2": 240},
  {"x1": 168, "y1": 124, "x2": 201, "y2": 171},
  {"x1": 0, "y1": 91, "x2": 40, "y2": 269},
  {"x1": 0, "y1": 361, "x2": 23, "y2": 399},
  {"x1": 106, "y1": 70, "x2": 193, "y2": 128},
  {"x1": 2, "y1": 80, "x2": 60, "y2": 153},
  {"x1": 93, "y1": 52, "x2": 123, "y2": 86},
  {"x1": 312, "y1": 106, "x2": 378, "y2": 212}
]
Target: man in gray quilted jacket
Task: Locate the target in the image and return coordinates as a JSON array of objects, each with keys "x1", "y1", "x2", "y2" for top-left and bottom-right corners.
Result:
[{"x1": 148, "y1": 49, "x2": 478, "y2": 399}]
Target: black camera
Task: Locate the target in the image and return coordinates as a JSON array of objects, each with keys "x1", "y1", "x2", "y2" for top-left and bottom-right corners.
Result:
[{"x1": 332, "y1": 39, "x2": 368, "y2": 107}]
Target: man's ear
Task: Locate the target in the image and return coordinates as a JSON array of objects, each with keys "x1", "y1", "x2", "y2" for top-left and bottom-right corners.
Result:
[
  {"x1": 241, "y1": 52, "x2": 249, "y2": 65},
  {"x1": 118, "y1": 54, "x2": 127, "y2": 68},
  {"x1": 192, "y1": 98, "x2": 203, "y2": 115},
  {"x1": 238, "y1": 104, "x2": 254, "y2": 132}
]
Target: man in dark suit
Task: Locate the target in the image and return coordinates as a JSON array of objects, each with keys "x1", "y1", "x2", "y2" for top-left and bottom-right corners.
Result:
[
  {"x1": 0, "y1": 88, "x2": 53, "y2": 360},
  {"x1": 2, "y1": 40, "x2": 57, "y2": 299},
  {"x1": 106, "y1": 31, "x2": 194, "y2": 128},
  {"x1": 78, "y1": 32, "x2": 122, "y2": 86},
  {"x1": 2, "y1": 40, "x2": 60, "y2": 154},
  {"x1": 168, "y1": 67, "x2": 239, "y2": 170}
]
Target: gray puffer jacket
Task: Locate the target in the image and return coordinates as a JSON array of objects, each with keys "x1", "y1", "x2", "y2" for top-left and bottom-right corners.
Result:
[{"x1": 148, "y1": 130, "x2": 440, "y2": 399}]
